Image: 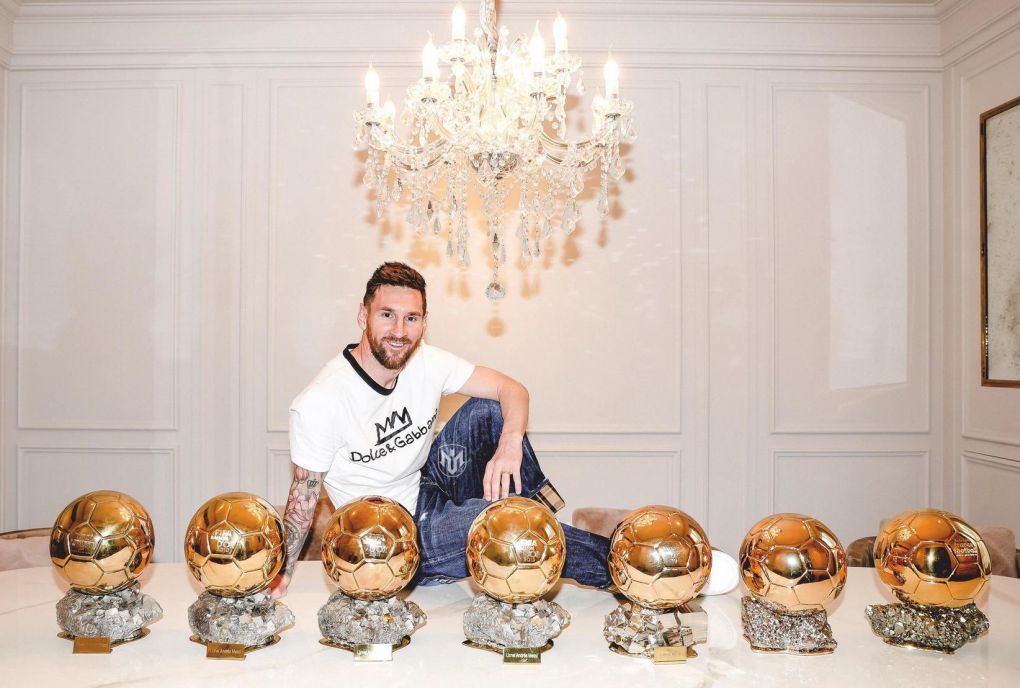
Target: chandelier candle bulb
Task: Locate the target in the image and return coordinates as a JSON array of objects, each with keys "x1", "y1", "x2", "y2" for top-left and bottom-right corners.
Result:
[
  {"x1": 365, "y1": 66, "x2": 380, "y2": 107},
  {"x1": 529, "y1": 23, "x2": 545, "y2": 75},
  {"x1": 452, "y1": 4, "x2": 466, "y2": 41},
  {"x1": 553, "y1": 13, "x2": 567, "y2": 54},
  {"x1": 422, "y1": 34, "x2": 439, "y2": 81},
  {"x1": 604, "y1": 54, "x2": 619, "y2": 98}
]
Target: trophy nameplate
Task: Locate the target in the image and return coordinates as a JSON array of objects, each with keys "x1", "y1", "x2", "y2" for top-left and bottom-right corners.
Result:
[
  {"x1": 652, "y1": 646, "x2": 690, "y2": 664},
  {"x1": 354, "y1": 643, "x2": 394, "y2": 662},
  {"x1": 503, "y1": 647, "x2": 542, "y2": 664},
  {"x1": 191, "y1": 634, "x2": 280, "y2": 660},
  {"x1": 73, "y1": 636, "x2": 112, "y2": 654},
  {"x1": 60, "y1": 628, "x2": 149, "y2": 653},
  {"x1": 206, "y1": 642, "x2": 246, "y2": 660}
]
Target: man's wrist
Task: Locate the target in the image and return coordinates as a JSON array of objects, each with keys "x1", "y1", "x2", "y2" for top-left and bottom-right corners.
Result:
[{"x1": 498, "y1": 430, "x2": 525, "y2": 446}]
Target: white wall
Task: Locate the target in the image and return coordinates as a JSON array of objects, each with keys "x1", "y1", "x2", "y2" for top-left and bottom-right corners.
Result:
[
  {"x1": 943, "y1": 0, "x2": 1020, "y2": 537},
  {"x1": 0, "y1": 0, "x2": 958, "y2": 562}
]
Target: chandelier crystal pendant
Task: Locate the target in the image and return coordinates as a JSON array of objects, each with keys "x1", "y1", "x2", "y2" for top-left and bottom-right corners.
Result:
[{"x1": 354, "y1": 0, "x2": 635, "y2": 300}]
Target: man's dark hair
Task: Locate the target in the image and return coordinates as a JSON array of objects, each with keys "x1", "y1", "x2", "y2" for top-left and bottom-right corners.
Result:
[{"x1": 363, "y1": 262, "x2": 427, "y2": 314}]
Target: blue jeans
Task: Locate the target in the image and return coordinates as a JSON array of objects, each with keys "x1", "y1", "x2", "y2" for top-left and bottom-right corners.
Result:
[{"x1": 413, "y1": 397, "x2": 611, "y2": 589}]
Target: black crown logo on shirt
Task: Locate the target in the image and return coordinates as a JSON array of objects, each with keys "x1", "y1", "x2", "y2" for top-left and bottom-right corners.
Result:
[{"x1": 375, "y1": 407, "x2": 413, "y2": 445}]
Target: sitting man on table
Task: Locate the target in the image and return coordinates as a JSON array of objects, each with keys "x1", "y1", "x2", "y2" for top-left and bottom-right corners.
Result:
[{"x1": 270, "y1": 261, "x2": 609, "y2": 597}]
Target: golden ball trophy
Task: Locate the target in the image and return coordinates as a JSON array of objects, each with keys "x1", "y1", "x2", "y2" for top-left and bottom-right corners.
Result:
[
  {"x1": 604, "y1": 506, "x2": 712, "y2": 662},
  {"x1": 318, "y1": 496, "x2": 425, "y2": 660},
  {"x1": 738, "y1": 513, "x2": 846, "y2": 655},
  {"x1": 463, "y1": 496, "x2": 568, "y2": 662},
  {"x1": 184, "y1": 492, "x2": 294, "y2": 658},
  {"x1": 50, "y1": 490, "x2": 161, "y2": 652},
  {"x1": 866, "y1": 508, "x2": 991, "y2": 653}
]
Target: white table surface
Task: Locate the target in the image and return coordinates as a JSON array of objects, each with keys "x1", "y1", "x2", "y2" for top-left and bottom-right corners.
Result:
[{"x1": 1, "y1": 563, "x2": 1018, "y2": 687}]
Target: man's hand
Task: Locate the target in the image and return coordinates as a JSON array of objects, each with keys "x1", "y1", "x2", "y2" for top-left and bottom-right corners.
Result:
[
  {"x1": 455, "y1": 367, "x2": 531, "y2": 502},
  {"x1": 271, "y1": 466, "x2": 323, "y2": 599},
  {"x1": 483, "y1": 433, "x2": 524, "y2": 501},
  {"x1": 269, "y1": 571, "x2": 291, "y2": 599}
]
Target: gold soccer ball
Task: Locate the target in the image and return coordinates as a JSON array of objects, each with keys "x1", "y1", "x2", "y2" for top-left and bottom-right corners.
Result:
[
  {"x1": 321, "y1": 496, "x2": 420, "y2": 600},
  {"x1": 466, "y1": 496, "x2": 566, "y2": 604},
  {"x1": 739, "y1": 513, "x2": 847, "y2": 612},
  {"x1": 873, "y1": 509, "x2": 991, "y2": 608},
  {"x1": 184, "y1": 492, "x2": 285, "y2": 597},
  {"x1": 50, "y1": 490, "x2": 155, "y2": 594},
  {"x1": 609, "y1": 506, "x2": 713, "y2": 610}
]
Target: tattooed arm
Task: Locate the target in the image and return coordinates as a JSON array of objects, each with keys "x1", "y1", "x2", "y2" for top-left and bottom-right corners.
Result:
[{"x1": 269, "y1": 466, "x2": 324, "y2": 599}]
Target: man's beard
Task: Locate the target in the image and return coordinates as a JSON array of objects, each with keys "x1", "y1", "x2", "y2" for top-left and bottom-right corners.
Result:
[{"x1": 366, "y1": 323, "x2": 420, "y2": 370}]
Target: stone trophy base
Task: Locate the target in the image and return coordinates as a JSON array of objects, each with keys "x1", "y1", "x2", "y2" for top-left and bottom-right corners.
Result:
[
  {"x1": 603, "y1": 601, "x2": 698, "y2": 660},
  {"x1": 317, "y1": 590, "x2": 426, "y2": 651},
  {"x1": 461, "y1": 592, "x2": 569, "y2": 653},
  {"x1": 187, "y1": 590, "x2": 294, "y2": 652},
  {"x1": 56, "y1": 582, "x2": 162, "y2": 645},
  {"x1": 865, "y1": 600, "x2": 989, "y2": 654},
  {"x1": 740, "y1": 596, "x2": 837, "y2": 655}
]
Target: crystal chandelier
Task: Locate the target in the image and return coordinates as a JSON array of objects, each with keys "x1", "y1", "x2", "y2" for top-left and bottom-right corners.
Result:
[{"x1": 354, "y1": 0, "x2": 635, "y2": 300}]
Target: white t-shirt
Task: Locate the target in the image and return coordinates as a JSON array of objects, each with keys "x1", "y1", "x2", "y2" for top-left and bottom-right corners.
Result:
[{"x1": 288, "y1": 343, "x2": 475, "y2": 515}]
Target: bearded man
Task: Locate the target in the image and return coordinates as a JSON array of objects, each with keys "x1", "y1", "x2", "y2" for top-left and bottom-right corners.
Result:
[{"x1": 270, "y1": 262, "x2": 610, "y2": 597}]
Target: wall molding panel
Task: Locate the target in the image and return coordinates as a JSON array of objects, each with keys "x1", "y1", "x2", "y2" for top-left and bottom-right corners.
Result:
[
  {"x1": 16, "y1": 446, "x2": 178, "y2": 562},
  {"x1": 770, "y1": 450, "x2": 931, "y2": 545},
  {"x1": 15, "y1": 80, "x2": 183, "y2": 432},
  {"x1": 959, "y1": 452, "x2": 1020, "y2": 535},
  {"x1": 767, "y1": 81, "x2": 935, "y2": 435}
]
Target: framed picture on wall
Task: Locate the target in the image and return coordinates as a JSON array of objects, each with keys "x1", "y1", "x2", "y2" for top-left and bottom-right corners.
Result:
[{"x1": 980, "y1": 95, "x2": 1020, "y2": 387}]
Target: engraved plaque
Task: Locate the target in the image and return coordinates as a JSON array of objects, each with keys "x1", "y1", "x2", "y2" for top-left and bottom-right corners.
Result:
[
  {"x1": 73, "y1": 636, "x2": 112, "y2": 654},
  {"x1": 503, "y1": 647, "x2": 542, "y2": 664},
  {"x1": 206, "y1": 642, "x2": 246, "y2": 660},
  {"x1": 652, "y1": 646, "x2": 689, "y2": 663}
]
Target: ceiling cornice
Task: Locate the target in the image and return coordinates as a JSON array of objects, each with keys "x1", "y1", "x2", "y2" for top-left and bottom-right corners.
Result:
[{"x1": 10, "y1": 1, "x2": 944, "y2": 23}]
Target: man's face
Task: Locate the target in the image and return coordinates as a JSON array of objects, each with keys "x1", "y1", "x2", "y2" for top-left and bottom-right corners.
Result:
[{"x1": 359, "y1": 285, "x2": 426, "y2": 370}]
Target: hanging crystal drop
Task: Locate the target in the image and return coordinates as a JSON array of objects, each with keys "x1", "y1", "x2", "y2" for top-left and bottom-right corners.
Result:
[
  {"x1": 485, "y1": 276, "x2": 506, "y2": 301},
  {"x1": 446, "y1": 237, "x2": 454, "y2": 259},
  {"x1": 390, "y1": 178, "x2": 403, "y2": 202},
  {"x1": 532, "y1": 240, "x2": 541, "y2": 258},
  {"x1": 433, "y1": 215, "x2": 442, "y2": 235},
  {"x1": 492, "y1": 234, "x2": 504, "y2": 267},
  {"x1": 598, "y1": 192, "x2": 610, "y2": 216},
  {"x1": 426, "y1": 200, "x2": 434, "y2": 222},
  {"x1": 576, "y1": 71, "x2": 585, "y2": 94},
  {"x1": 561, "y1": 205, "x2": 575, "y2": 234},
  {"x1": 541, "y1": 217, "x2": 552, "y2": 239},
  {"x1": 612, "y1": 156, "x2": 625, "y2": 180}
]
